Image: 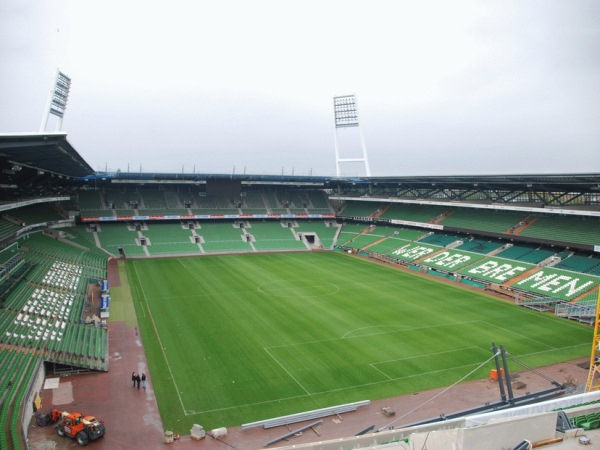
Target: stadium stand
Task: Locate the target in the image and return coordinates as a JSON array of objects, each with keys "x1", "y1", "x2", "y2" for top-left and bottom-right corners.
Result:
[
  {"x1": 439, "y1": 208, "x2": 527, "y2": 233},
  {"x1": 0, "y1": 350, "x2": 38, "y2": 449},
  {"x1": 10, "y1": 203, "x2": 65, "y2": 225},
  {"x1": 138, "y1": 188, "x2": 168, "y2": 209},
  {"x1": 514, "y1": 248, "x2": 556, "y2": 265},
  {"x1": 456, "y1": 238, "x2": 504, "y2": 254},
  {"x1": 509, "y1": 267, "x2": 600, "y2": 302},
  {"x1": 365, "y1": 234, "x2": 413, "y2": 255},
  {"x1": 142, "y1": 223, "x2": 200, "y2": 255},
  {"x1": 496, "y1": 244, "x2": 538, "y2": 261},
  {"x1": 342, "y1": 223, "x2": 372, "y2": 233},
  {"x1": 340, "y1": 232, "x2": 384, "y2": 250},
  {"x1": 555, "y1": 254, "x2": 600, "y2": 274},
  {"x1": 245, "y1": 221, "x2": 306, "y2": 251},
  {"x1": 103, "y1": 188, "x2": 139, "y2": 210},
  {"x1": 77, "y1": 189, "x2": 104, "y2": 210},
  {"x1": 95, "y1": 223, "x2": 148, "y2": 257},
  {"x1": 241, "y1": 190, "x2": 267, "y2": 211},
  {"x1": 339, "y1": 201, "x2": 383, "y2": 218},
  {"x1": 418, "y1": 233, "x2": 462, "y2": 247},
  {"x1": 262, "y1": 189, "x2": 280, "y2": 210},
  {"x1": 0, "y1": 233, "x2": 108, "y2": 374},
  {"x1": 294, "y1": 220, "x2": 340, "y2": 249},
  {"x1": 519, "y1": 215, "x2": 600, "y2": 246},
  {"x1": 306, "y1": 190, "x2": 332, "y2": 211},
  {"x1": 197, "y1": 222, "x2": 252, "y2": 253},
  {"x1": 379, "y1": 203, "x2": 447, "y2": 222},
  {"x1": 0, "y1": 218, "x2": 21, "y2": 240},
  {"x1": 59, "y1": 225, "x2": 103, "y2": 250}
]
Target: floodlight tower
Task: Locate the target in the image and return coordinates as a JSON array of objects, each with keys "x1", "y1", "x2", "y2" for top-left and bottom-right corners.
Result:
[
  {"x1": 40, "y1": 69, "x2": 72, "y2": 132},
  {"x1": 333, "y1": 94, "x2": 371, "y2": 177}
]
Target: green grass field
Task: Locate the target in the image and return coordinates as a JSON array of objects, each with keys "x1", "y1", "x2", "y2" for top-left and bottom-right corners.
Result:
[{"x1": 125, "y1": 251, "x2": 592, "y2": 433}]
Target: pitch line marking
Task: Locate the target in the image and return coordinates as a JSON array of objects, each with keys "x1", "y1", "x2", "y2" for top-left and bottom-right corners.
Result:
[
  {"x1": 263, "y1": 347, "x2": 311, "y2": 396},
  {"x1": 481, "y1": 321, "x2": 556, "y2": 350},
  {"x1": 375, "y1": 346, "x2": 487, "y2": 366},
  {"x1": 510, "y1": 342, "x2": 589, "y2": 359},
  {"x1": 183, "y1": 342, "x2": 588, "y2": 416},
  {"x1": 132, "y1": 264, "x2": 188, "y2": 416},
  {"x1": 369, "y1": 363, "x2": 393, "y2": 380},
  {"x1": 468, "y1": 289, "x2": 592, "y2": 332},
  {"x1": 185, "y1": 356, "x2": 491, "y2": 415},
  {"x1": 370, "y1": 346, "x2": 489, "y2": 380},
  {"x1": 265, "y1": 320, "x2": 481, "y2": 351},
  {"x1": 341, "y1": 324, "x2": 411, "y2": 339}
]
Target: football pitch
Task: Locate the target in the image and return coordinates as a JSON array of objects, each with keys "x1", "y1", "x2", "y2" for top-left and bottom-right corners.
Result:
[{"x1": 124, "y1": 251, "x2": 592, "y2": 433}]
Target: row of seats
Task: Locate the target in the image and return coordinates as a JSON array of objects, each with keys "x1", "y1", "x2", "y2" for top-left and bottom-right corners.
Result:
[
  {"x1": 0, "y1": 349, "x2": 37, "y2": 450},
  {"x1": 78, "y1": 188, "x2": 332, "y2": 213},
  {"x1": 338, "y1": 201, "x2": 600, "y2": 247},
  {"x1": 336, "y1": 224, "x2": 600, "y2": 304},
  {"x1": 0, "y1": 234, "x2": 108, "y2": 373},
  {"x1": 90, "y1": 221, "x2": 337, "y2": 256},
  {"x1": 570, "y1": 411, "x2": 600, "y2": 430}
]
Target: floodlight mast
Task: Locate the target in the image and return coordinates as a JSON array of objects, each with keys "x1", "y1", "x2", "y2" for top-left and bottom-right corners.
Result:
[
  {"x1": 40, "y1": 69, "x2": 71, "y2": 132},
  {"x1": 333, "y1": 94, "x2": 371, "y2": 177}
]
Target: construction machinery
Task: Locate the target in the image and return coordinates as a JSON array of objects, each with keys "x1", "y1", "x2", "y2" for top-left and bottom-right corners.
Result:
[
  {"x1": 585, "y1": 289, "x2": 600, "y2": 392},
  {"x1": 54, "y1": 410, "x2": 106, "y2": 446},
  {"x1": 35, "y1": 408, "x2": 63, "y2": 427}
]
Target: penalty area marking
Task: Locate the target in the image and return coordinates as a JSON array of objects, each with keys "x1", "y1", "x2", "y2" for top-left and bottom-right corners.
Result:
[
  {"x1": 263, "y1": 347, "x2": 311, "y2": 395},
  {"x1": 481, "y1": 321, "x2": 556, "y2": 351},
  {"x1": 341, "y1": 320, "x2": 481, "y2": 340},
  {"x1": 370, "y1": 346, "x2": 489, "y2": 380}
]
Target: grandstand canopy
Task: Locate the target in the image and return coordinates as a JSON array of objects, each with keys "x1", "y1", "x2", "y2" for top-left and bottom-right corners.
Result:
[
  {"x1": 0, "y1": 132, "x2": 599, "y2": 210},
  {"x1": 0, "y1": 133, "x2": 94, "y2": 179},
  {"x1": 333, "y1": 174, "x2": 600, "y2": 194}
]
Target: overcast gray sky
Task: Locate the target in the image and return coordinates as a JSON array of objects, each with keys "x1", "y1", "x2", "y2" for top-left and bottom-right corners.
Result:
[{"x1": 1, "y1": 1, "x2": 599, "y2": 177}]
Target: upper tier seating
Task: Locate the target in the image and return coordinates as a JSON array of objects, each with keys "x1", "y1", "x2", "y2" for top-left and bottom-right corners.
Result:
[
  {"x1": 519, "y1": 215, "x2": 600, "y2": 246},
  {"x1": 380, "y1": 204, "x2": 447, "y2": 223},
  {"x1": 339, "y1": 201, "x2": 382, "y2": 218},
  {"x1": 440, "y1": 208, "x2": 526, "y2": 233},
  {"x1": 555, "y1": 255, "x2": 600, "y2": 274}
]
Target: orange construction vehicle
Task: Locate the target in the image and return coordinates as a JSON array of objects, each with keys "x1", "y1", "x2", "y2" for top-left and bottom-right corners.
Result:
[
  {"x1": 55, "y1": 410, "x2": 106, "y2": 446},
  {"x1": 35, "y1": 408, "x2": 63, "y2": 427}
]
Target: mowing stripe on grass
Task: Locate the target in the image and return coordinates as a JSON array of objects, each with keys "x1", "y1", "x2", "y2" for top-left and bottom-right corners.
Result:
[
  {"x1": 133, "y1": 263, "x2": 186, "y2": 415},
  {"x1": 125, "y1": 252, "x2": 592, "y2": 433}
]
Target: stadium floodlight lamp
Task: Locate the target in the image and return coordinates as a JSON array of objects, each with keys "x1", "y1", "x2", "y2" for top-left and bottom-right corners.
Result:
[
  {"x1": 332, "y1": 94, "x2": 371, "y2": 177},
  {"x1": 333, "y1": 95, "x2": 360, "y2": 128},
  {"x1": 40, "y1": 69, "x2": 72, "y2": 132}
]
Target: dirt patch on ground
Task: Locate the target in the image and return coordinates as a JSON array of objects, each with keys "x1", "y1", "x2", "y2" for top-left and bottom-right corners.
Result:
[{"x1": 107, "y1": 256, "x2": 121, "y2": 287}]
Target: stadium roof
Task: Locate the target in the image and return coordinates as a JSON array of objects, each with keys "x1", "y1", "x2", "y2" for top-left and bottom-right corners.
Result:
[
  {"x1": 0, "y1": 132, "x2": 94, "y2": 178},
  {"x1": 344, "y1": 174, "x2": 600, "y2": 193},
  {"x1": 0, "y1": 132, "x2": 599, "y2": 196}
]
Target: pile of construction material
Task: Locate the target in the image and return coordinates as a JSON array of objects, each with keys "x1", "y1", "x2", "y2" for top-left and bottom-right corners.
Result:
[{"x1": 190, "y1": 424, "x2": 206, "y2": 440}]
